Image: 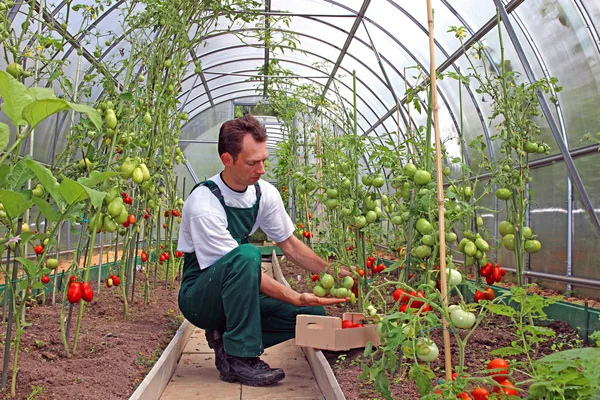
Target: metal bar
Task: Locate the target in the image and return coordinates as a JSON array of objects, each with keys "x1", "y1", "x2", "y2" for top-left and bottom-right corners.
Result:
[
  {"x1": 320, "y1": 0, "x2": 371, "y2": 99},
  {"x1": 573, "y1": 0, "x2": 600, "y2": 55},
  {"x1": 363, "y1": 0, "x2": 526, "y2": 136},
  {"x1": 498, "y1": 266, "x2": 600, "y2": 290},
  {"x1": 494, "y1": 0, "x2": 600, "y2": 236},
  {"x1": 202, "y1": 71, "x2": 327, "y2": 79},
  {"x1": 221, "y1": 11, "x2": 357, "y2": 17},
  {"x1": 263, "y1": 0, "x2": 271, "y2": 97}
]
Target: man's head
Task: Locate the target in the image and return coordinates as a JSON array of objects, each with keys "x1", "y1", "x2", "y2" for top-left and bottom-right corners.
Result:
[{"x1": 218, "y1": 114, "x2": 268, "y2": 187}]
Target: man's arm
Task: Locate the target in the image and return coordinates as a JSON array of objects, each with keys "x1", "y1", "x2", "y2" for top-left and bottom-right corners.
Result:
[
  {"x1": 260, "y1": 271, "x2": 347, "y2": 306},
  {"x1": 276, "y1": 234, "x2": 328, "y2": 274}
]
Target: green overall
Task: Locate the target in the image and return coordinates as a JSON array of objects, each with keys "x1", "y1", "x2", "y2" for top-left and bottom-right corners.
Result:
[{"x1": 178, "y1": 180, "x2": 326, "y2": 358}]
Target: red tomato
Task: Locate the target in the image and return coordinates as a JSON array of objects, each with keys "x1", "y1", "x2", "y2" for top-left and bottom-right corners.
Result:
[
  {"x1": 485, "y1": 275, "x2": 495, "y2": 285},
  {"x1": 172, "y1": 209, "x2": 181, "y2": 217},
  {"x1": 141, "y1": 252, "x2": 148, "y2": 262},
  {"x1": 123, "y1": 220, "x2": 130, "y2": 228},
  {"x1": 67, "y1": 282, "x2": 82, "y2": 304},
  {"x1": 34, "y1": 245, "x2": 44, "y2": 255},
  {"x1": 474, "y1": 291, "x2": 486, "y2": 303},
  {"x1": 162, "y1": 223, "x2": 167, "y2": 229},
  {"x1": 159, "y1": 254, "x2": 166, "y2": 262},
  {"x1": 485, "y1": 288, "x2": 495, "y2": 300},
  {"x1": 408, "y1": 272, "x2": 414, "y2": 279},
  {"x1": 492, "y1": 267, "x2": 502, "y2": 283},
  {"x1": 393, "y1": 288, "x2": 409, "y2": 303},
  {"x1": 308, "y1": 212, "x2": 312, "y2": 219},
  {"x1": 499, "y1": 267, "x2": 506, "y2": 277},
  {"x1": 160, "y1": 245, "x2": 165, "y2": 249},
  {"x1": 341, "y1": 320, "x2": 354, "y2": 329},
  {"x1": 111, "y1": 274, "x2": 120, "y2": 287},
  {"x1": 125, "y1": 196, "x2": 133, "y2": 205},
  {"x1": 144, "y1": 213, "x2": 150, "y2": 219},
  {"x1": 81, "y1": 282, "x2": 94, "y2": 302},
  {"x1": 121, "y1": 191, "x2": 128, "y2": 198},
  {"x1": 407, "y1": 290, "x2": 426, "y2": 308},
  {"x1": 358, "y1": 269, "x2": 364, "y2": 277},
  {"x1": 480, "y1": 264, "x2": 493, "y2": 277},
  {"x1": 128, "y1": 214, "x2": 136, "y2": 224},
  {"x1": 353, "y1": 323, "x2": 364, "y2": 328},
  {"x1": 487, "y1": 358, "x2": 509, "y2": 382},
  {"x1": 298, "y1": 223, "x2": 304, "y2": 229},
  {"x1": 457, "y1": 392, "x2": 472, "y2": 400},
  {"x1": 366, "y1": 259, "x2": 373, "y2": 268},
  {"x1": 493, "y1": 380, "x2": 518, "y2": 396},
  {"x1": 368, "y1": 256, "x2": 375, "y2": 263},
  {"x1": 311, "y1": 274, "x2": 320, "y2": 282},
  {"x1": 41, "y1": 275, "x2": 50, "y2": 284},
  {"x1": 164, "y1": 210, "x2": 170, "y2": 217},
  {"x1": 69, "y1": 276, "x2": 75, "y2": 284},
  {"x1": 471, "y1": 387, "x2": 490, "y2": 400}
]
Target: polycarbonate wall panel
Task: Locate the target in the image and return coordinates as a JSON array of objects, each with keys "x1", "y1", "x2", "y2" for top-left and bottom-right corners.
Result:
[
  {"x1": 181, "y1": 101, "x2": 231, "y2": 141},
  {"x1": 440, "y1": 0, "x2": 497, "y2": 33},
  {"x1": 528, "y1": 162, "x2": 568, "y2": 292},
  {"x1": 515, "y1": 0, "x2": 600, "y2": 151},
  {"x1": 572, "y1": 153, "x2": 600, "y2": 298}
]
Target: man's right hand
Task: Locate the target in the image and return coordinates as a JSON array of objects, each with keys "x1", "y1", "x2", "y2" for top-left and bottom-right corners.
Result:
[{"x1": 296, "y1": 293, "x2": 348, "y2": 307}]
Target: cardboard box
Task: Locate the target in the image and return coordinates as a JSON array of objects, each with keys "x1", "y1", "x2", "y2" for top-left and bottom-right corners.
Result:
[{"x1": 295, "y1": 312, "x2": 381, "y2": 351}]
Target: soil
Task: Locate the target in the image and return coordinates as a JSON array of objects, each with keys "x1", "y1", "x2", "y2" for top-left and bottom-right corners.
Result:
[
  {"x1": 0, "y1": 273, "x2": 181, "y2": 400},
  {"x1": 279, "y1": 257, "x2": 591, "y2": 400}
]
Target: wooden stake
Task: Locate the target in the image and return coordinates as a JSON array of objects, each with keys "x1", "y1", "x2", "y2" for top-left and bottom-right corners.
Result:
[{"x1": 426, "y1": 0, "x2": 453, "y2": 381}]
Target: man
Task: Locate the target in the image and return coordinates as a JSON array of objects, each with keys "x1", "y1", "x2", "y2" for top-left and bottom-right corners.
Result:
[{"x1": 177, "y1": 114, "x2": 347, "y2": 387}]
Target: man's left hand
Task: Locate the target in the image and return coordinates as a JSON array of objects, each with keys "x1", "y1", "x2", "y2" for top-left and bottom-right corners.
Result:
[{"x1": 297, "y1": 293, "x2": 348, "y2": 306}]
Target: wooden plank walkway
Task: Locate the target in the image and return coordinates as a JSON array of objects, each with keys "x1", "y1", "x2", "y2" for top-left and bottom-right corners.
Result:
[{"x1": 159, "y1": 261, "x2": 324, "y2": 400}]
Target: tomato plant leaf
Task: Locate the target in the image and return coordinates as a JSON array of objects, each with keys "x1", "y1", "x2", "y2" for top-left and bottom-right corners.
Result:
[
  {"x1": 28, "y1": 87, "x2": 57, "y2": 100},
  {"x1": 21, "y1": 98, "x2": 70, "y2": 130},
  {"x1": 81, "y1": 185, "x2": 106, "y2": 209},
  {"x1": 0, "y1": 164, "x2": 9, "y2": 189},
  {"x1": 486, "y1": 304, "x2": 515, "y2": 317},
  {"x1": 0, "y1": 70, "x2": 33, "y2": 126},
  {"x1": 119, "y1": 92, "x2": 133, "y2": 101},
  {"x1": 0, "y1": 122, "x2": 9, "y2": 153},
  {"x1": 16, "y1": 257, "x2": 37, "y2": 277},
  {"x1": 32, "y1": 197, "x2": 59, "y2": 222},
  {"x1": 491, "y1": 345, "x2": 525, "y2": 357},
  {"x1": 8, "y1": 156, "x2": 35, "y2": 190},
  {"x1": 0, "y1": 189, "x2": 33, "y2": 219},
  {"x1": 25, "y1": 159, "x2": 62, "y2": 205},
  {"x1": 59, "y1": 177, "x2": 89, "y2": 205},
  {"x1": 67, "y1": 102, "x2": 102, "y2": 130},
  {"x1": 77, "y1": 171, "x2": 120, "y2": 188},
  {"x1": 18, "y1": 279, "x2": 29, "y2": 292},
  {"x1": 32, "y1": 281, "x2": 45, "y2": 290},
  {"x1": 409, "y1": 363, "x2": 434, "y2": 396}
]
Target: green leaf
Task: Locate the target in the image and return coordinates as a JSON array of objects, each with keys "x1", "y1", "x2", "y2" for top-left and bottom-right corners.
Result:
[
  {"x1": 486, "y1": 304, "x2": 516, "y2": 317},
  {"x1": 524, "y1": 325, "x2": 555, "y2": 337},
  {"x1": 119, "y1": 92, "x2": 133, "y2": 101},
  {"x1": 81, "y1": 185, "x2": 106, "y2": 209},
  {"x1": 8, "y1": 156, "x2": 35, "y2": 190},
  {"x1": 77, "y1": 171, "x2": 120, "y2": 188},
  {"x1": 32, "y1": 197, "x2": 58, "y2": 222},
  {"x1": 32, "y1": 281, "x2": 45, "y2": 290},
  {"x1": 0, "y1": 70, "x2": 33, "y2": 126},
  {"x1": 0, "y1": 122, "x2": 9, "y2": 152},
  {"x1": 59, "y1": 177, "x2": 89, "y2": 205},
  {"x1": 0, "y1": 189, "x2": 33, "y2": 219},
  {"x1": 25, "y1": 159, "x2": 62, "y2": 205},
  {"x1": 16, "y1": 257, "x2": 37, "y2": 276},
  {"x1": 491, "y1": 345, "x2": 525, "y2": 357},
  {"x1": 28, "y1": 87, "x2": 56, "y2": 100},
  {"x1": 19, "y1": 279, "x2": 29, "y2": 292},
  {"x1": 67, "y1": 102, "x2": 102, "y2": 130},
  {"x1": 21, "y1": 98, "x2": 70, "y2": 130},
  {"x1": 409, "y1": 363, "x2": 434, "y2": 396},
  {"x1": 0, "y1": 164, "x2": 9, "y2": 189}
]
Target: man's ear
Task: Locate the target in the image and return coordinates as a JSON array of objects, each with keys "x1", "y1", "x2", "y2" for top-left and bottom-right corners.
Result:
[{"x1": 221, "y1": 153, "x2": 234, "y2": 166}]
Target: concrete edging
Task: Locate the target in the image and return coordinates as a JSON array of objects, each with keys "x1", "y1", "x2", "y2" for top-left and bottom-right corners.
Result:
[
  {"x1": 129, "y1": 318, "x2": 195, "y2": 400},
  {"x1": 271, "y1": 251, "x2": 346, "y2": 400}
]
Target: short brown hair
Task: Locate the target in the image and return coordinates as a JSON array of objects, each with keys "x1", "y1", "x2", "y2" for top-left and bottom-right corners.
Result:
[{"x1": 218, "y1": 114, "x2": 268, "y2": 160}]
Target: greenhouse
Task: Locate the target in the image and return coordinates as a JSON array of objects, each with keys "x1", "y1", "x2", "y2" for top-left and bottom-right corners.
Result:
[{"x1": 0, "y1": 0, "x2": 599, "y2": 398}]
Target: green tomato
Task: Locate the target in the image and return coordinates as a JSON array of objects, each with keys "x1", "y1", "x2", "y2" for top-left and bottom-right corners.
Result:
[
  {"x1": 525, "y1": 141, "x2": 539, "y2": 153},
  {"x1": 107, "y1": 198, "x2": 124, "y2": 218},
  {"x1": 349, "y1": 292, "x2": 356, "y2": 305},
  {"x1": 442, "y1": 166, "x2": 451, "y2": 177},
  {"x1": 421, "y1": 235, "x2": 435, "y2": 246},
  {"x1": 496, "y1": 188, "x2": 512, "y2": 200},
  {"x1": 400, "y1": 182, "x2": 411, "y2": 199},
  {"x1": 374, "y1": 207, "x2": 383, "y2": 219},
  {"x1": 326, "y1": 188, "x2": 338, "y2": 198},
  {"x1": 313, "y1": 285, "x2": 326, "y2": 297},
  {"x1": 335, "y1": 287, "x2": 349, "y2": 298},
  {"x1": 415, "y1": 245, "x2": 432, "y2": 259},
  {"x1": 445, "y1": 232, "x2": 457, "y2": 243},
  {"x1": 372, "y1": 176, "x2": 385, "y2": 188},
  {"x1": 404, "y1": 163, "x2": 417, "y2": 177},
  {"x1": 341, "y1": 276, "x2": 354, "y2": 290},
  {"x1": 32, "y1": 184, "x2": 44, "y2": 197},
  {"x1": 463, "y1": 186, "x2": 472, "y2": 199},
  {"x1": 415, "y1": 339, "x2": 439, "y2": 362},
  {"x1": 415, "y1": 218, "x2": 433, "y2": 235},
  {"x1": 320, "y1": 274, "x2": 334, "y2": 289},
  {"x1": 46, "y1": 258, "x2": 59, "y2": 270},
  {"x1": 115, "y1": 208, "x2": 129, "y2": 224},
  {"x1": 132, "y1": 167, "x2": 144, "y2": 184},
  {"x1": 139, "y1": 163, "x2": 151, "y2": 181},
  {"x1": 476, "y1": 216, "x2": 484, "y2": 228},
  {"x1": 498, "y1": 221, "x2": 514, "y2": 236},
  {"x1": 413, "y1": 170, "x2": 431, "y2": 185},
  {"x1": 401, "y1": 211, "x2": 410, "y2": 222},
  {"x1": 381, "y1": 195, "x2": 389, "y2": 206},
  {"x1": 525, "y1": 239, "x2": 542, "y2": 253},
  {"x1": 361, "y1": 175, "x2": 373, "y2": 186},
  {"x1": 341, "y1": 178, "x2": 351, "y2": 189},
  {"x1": 105, "y1": 110, "x2": 117, "y2": 129},
  {"x1": 447, "y1": 269, "x2": 463, "y2": 286},
  {"x1": 164, "y1": 59, "x2": 172, "y2": 68},
  {"x1": 365, "y1": 211, "x2": 377, "y2": 223},
  {"x1": 324, "y1": 198, "x2": 339, "y2": 210},
  {"x1": 537, "y1": 145, "x2": 546, "y2": 154},
  {"x1": 391, "y1": 216, "x2": 403, "y2": 225},
  {"x1": 463, "y1": 241, "x2": 477, "y2": 256},
  {"x1": 475, "y1": 237, "x2": 489, "y2": 252},
  {"x1": 341, "y1": 207, "x2": 352, "y2": 217},
  {"x1": 143, "y1": 112, "x2": 152, "y2": 125},
  {"x1": 6, "y1": 62, "x2": 24, "y2": 79},
  {"x1": 503, "y1": 234, "x2": 516, "y2": 251},
  {"x1": 350, "y1": 215, "x2": 366, "y2": 229},
  {"x1": 522, "y1": 226, "x2": 533, "y2": 239},
  {"x1": 458, "y1": 238, "x2": 469, "y2": 253},
  {"x1": 121, "y1": 158, "x2": 136, "y2": 179},
  {"x1": 450, "y1": 308, "x2": 476, "y2": 329},
  {"x1": 102, "y1": 216, "x2": 118, "y2": 233}
]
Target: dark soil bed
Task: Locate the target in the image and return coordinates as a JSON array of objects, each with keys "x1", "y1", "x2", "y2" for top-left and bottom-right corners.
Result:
[
  {"x1": 0, "y1": 273, "x2": 181, "y2": 400},
  {"x1": 279, "y1": 257, "x2": 589, "y2": 399}
]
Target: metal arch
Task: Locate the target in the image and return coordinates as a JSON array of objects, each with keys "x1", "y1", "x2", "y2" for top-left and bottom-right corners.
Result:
[
  {"x1": 320, "y1": 0, "x2": 371, "y2": 99},
  {"x1": 182, "y1": 29, "x2": 403, "y2": 118},
  {"x1": 263, "y1": 0, "x2": 271, "y2": 96},
  {"x1": 572, "y1": 0, "x2": 600, "y2": 55},
  {"x1": 180, "y1": 26, "x2": 424, "y2": 135},
  {"x1": 178, "y1": 45, "x2": 407, "y2": 134},
  {"x1": 362, "y1": 0, "x2": 526, "y2": 136},
  {"x1": 493, "y1": 0, "x2": 600, "y2": 237},
  {"x1": 183, "y1": 79, "x2": 376, "y2": 137}
]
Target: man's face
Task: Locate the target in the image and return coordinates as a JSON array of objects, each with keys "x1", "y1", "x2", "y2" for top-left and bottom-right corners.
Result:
[{"x1": 230, "y1": 134, "x2": 268, "y2": 186}]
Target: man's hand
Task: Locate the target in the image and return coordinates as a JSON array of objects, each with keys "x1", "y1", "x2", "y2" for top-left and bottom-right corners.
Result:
[{"x1": 297, "y1": 293, "x2": 348, "y2": 306}]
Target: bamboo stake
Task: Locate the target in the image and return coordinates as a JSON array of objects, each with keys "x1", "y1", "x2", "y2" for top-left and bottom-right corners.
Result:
[{"x1": 426, "y1": 0, "x2": 452, "y2": 382}]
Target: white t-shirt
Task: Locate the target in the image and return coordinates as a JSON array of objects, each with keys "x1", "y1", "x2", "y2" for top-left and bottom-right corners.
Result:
[{"x1": 177, "y1": 173, "x2": 294, "y2": 269}]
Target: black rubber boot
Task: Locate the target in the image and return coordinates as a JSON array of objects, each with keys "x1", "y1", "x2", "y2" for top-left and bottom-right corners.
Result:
[
  {"x1": 219, "y1": 354, "x2": 285, "y2": 386},
  {"x1": 205, "y1": 330, "x2": 225, "y2": 371}
]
